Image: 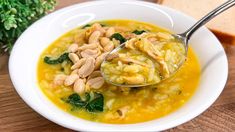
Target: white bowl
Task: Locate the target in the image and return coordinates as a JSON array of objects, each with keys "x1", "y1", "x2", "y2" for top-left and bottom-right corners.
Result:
[{"x1": 9, "y1": 0, "x2": 228, "y2": 131}]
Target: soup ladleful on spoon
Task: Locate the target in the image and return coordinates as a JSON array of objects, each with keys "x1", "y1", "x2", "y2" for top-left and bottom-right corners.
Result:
[{"x1": 101, "y1": 0, "x2": 235, "y2": 87}]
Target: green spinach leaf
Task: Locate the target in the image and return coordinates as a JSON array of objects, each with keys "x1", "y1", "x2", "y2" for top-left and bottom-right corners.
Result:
[
  {"x1": 86, "y1": 93, "x2": 104, "y2": 112},
  {"x1": 81, "y1": 24, "x2": 91, "y2": 29},
  {"x1": 44, "y1": 52, "x2": 70, "y2": 64},
  {"x1": 132, "y1": 30, "x2": 146, "y2": 35},
  {"x1": 66, "y1": 93, "x2": 86, "y2": 107},
  {"x1": 84, "y1": 92, "x2": 91, "y2": 102},
  {"x1": 81, "y1": 23, "x2": 105, "y2": 29},
  {"x1": 110, "y1": 33, "x2": 126, "y2": 44},
  {"x1": 64, "y1": 92, "x2": 104, "y2": 112}
]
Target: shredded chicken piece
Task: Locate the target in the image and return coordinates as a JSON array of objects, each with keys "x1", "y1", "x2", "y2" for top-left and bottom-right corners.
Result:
[
  {"x1": 124, "y1": 33, "x2": 170, "y2": 77},
  {"x1": 159, "y1": 60, "x2": 170, "y2": 77},
  {"x1": 118, "y1": 57, "x2": 150, "y2": 67}
]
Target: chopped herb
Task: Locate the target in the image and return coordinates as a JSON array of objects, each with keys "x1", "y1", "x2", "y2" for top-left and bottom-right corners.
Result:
[
  {"x1": 44, "y1": 52, "x2": 70, "y2": 65},
  {"x1": 63, "y1": 92, "x2": 104, "y2": 112},
  {"x1": 151, "y1": 87, "x2": 158, "y2": 91},
  {"x1": 81, "y1": 24, "x2": 91, "y2": 29},
  {"x1": 178, "y1": 90, "x2": 182, "y2": 95},
  {"x1": 110, "y1": 33, "x2": 126, "y2": 44},
  {"x1": 60, "y1": 67, "x2": 64, "y2": 72},
  {"x1": 127, "y1": 62, "x2": 133, "y2": 65},
  {"x1": 100, "y1": 24, "x2": 106, "y2": 27},
  {"x1": 132, "y1": 30, "x2": 146, "y2": 35}
]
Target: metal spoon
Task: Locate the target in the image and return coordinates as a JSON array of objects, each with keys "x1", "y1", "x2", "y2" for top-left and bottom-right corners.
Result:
[{"x1": 101, "y1": 0, "x2": 235, "y2": 87}]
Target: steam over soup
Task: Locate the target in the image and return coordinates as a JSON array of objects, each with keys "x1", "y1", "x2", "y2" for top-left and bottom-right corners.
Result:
[{"x1": 37, "y1": 20, "x2": 200, "y2": 124}]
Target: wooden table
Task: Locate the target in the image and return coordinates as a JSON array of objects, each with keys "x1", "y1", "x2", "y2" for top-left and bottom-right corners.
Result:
[{"x1": 0, "y1": 0, "x2": 234, "y2": 131}]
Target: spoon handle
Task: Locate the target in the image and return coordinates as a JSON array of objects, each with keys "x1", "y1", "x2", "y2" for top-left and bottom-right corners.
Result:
[{"x1": 181, "y1": 0, "x2": 235, "y2": 43}]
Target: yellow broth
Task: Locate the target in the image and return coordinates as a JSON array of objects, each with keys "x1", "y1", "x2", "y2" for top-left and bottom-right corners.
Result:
[{"x1": 37, "y1": 20, "x2": 201, "y2": 124}]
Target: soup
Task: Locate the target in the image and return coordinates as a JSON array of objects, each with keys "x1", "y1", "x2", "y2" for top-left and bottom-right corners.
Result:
[{"x1": 37, "y1": 20, "x2": 200, "y2": 124}]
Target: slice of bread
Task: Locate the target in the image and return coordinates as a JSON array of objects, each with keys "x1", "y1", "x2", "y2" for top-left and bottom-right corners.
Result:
[{"x1": 160, "y1": 0, "x2": 235, "y2": 44}]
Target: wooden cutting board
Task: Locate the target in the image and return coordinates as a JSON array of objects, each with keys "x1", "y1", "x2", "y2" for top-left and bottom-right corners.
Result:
[{"x1": 0, "y1": 0, "x2": 234, "y2": 131}]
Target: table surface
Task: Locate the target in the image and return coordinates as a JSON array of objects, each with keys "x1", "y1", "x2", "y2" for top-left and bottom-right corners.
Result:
[{"x1": 0, "y1": 0, "x2": 234, "y2": 131}]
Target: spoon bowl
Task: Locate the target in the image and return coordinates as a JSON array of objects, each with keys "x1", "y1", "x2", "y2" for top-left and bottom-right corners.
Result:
[
  {"x1": 101, "y1": 42, "x2": 160, "y2": 88},
  {"x1": 101, "y1": 34, "x2": 187, "y2": 87}
]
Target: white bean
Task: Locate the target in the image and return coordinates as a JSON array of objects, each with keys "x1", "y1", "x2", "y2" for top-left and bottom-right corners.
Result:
[
  {"x1": 64, "y1": 74, "x2": 79, "y2": 86},
  {"x1": 89, "y1": 31, "x2": 101, "y2": 44},
  {"x1": 104, "y1": 42, "x2": 114, "y2": 52},
  {"x1": 68, "y1": 53, "x2": 79, "y2": 63},
  {"x1": 87, "y1": 77, "x2": 104, "y2": 89},
  {"x1": 73, "y1": 78, "x2": 85, "y2": 94},
  {"x1": 78, "y1": 57, "x2": 95, "y2": 78},
  {"x1": 77, "y1": 43, "x2": 97, "y2": 51},
  {"x1": 88, "y1": 71, "x2": 102, "y2": 80},
  {"x1": 68, "y1": 44, "x2": 79, "y2": 53},
  {"x1": 54, "y1": 74, "x2": 67, "y2": 85},
  {"x1": 71, "y1": 58, "x2": 86, "y2": 70},
  {"x1": 100, "y1": 37, "x2": 110, "y2": 47},
  {"x1": 94, "y1": 52, "x2": 109, "y2": 70},
  {"x1": 80, "y1": 49, "x2": 99, "y2": 59},
  {"x1": 105, "y1": 27, "x2": 115, "y2": 38}
]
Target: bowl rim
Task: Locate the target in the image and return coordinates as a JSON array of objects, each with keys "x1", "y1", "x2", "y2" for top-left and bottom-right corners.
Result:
[{"x1": 9, "y1": 0, "x2": 228, "y2": 131}]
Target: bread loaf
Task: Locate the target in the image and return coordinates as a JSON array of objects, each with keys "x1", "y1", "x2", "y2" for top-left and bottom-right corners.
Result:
[{"x1": 160, "y1": 0, "x2": 235, "y2": 44}]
